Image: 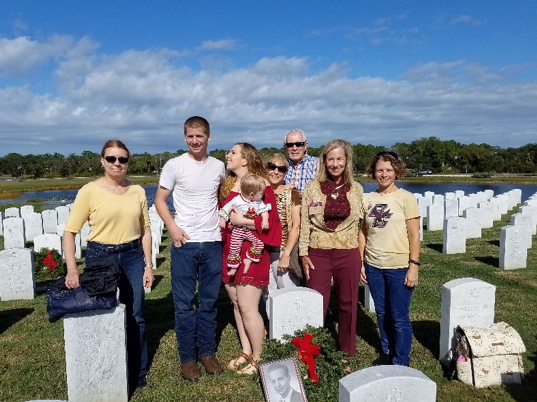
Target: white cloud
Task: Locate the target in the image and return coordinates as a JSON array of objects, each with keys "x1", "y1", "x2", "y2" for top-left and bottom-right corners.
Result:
[
  {"x1": 450, "y1": 15, "x2": 484, "y2": 26},
  {"x1": 199, "y1": 39, "x2": 237, "y2": 50},
  {"x1": 1, "y1": 38, "x2": 536, "y2": 155}
]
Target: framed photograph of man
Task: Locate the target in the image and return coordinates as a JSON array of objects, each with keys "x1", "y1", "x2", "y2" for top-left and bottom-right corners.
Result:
[{"x1": 259, "y1": 356, "x2": 308, "y2": 402}]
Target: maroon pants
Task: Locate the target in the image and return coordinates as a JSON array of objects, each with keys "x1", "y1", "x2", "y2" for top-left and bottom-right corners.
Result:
[{"x1": 306, "y1": 247, "x2": 361, "y2": 356}]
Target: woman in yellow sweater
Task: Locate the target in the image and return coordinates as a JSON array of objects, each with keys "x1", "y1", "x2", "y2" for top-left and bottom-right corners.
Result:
[{"x1": 63, "y1": 139, "x2": 154, "y2": 391}]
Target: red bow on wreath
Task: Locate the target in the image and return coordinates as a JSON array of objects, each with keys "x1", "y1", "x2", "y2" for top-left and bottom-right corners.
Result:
[
  {"x1": 292, "y1": 333, "x2": 320, "y2": 383},
  {"x1": 43, "y1": 251, "x2": 57, "y2": 273}
]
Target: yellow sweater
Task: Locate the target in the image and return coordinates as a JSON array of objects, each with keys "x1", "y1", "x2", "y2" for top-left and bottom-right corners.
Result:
[
  {"x1": 65, "y1": 182, "x2": 150, "y2": 245},
  {"x1": 299, "y1": 180, "x2": 364, "y2": 255}
]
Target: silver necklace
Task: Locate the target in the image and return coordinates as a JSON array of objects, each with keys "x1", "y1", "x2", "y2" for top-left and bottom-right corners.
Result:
[{"x1": 330, "y1": 182, "x2": 347, "y2": 199}]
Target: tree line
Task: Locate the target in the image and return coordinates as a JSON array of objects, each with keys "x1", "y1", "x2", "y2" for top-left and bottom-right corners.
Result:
[{"x1": 1, "y1": 137, "x2": 537, "y2": 180}]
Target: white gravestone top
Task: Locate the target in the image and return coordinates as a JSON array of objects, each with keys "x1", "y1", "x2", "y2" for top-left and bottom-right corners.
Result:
[
  {"x1": 20, "y1": 205, "x2": 35, "y2": 218},
  {"x1": 439, "y1": 278, "x2": 495, "y2": 366},
  {"x1": 3, "y1": 217, "x2": 26, "y2": 249},
  {"x1": 23, "y1": 213, "x2": 44, "y2": 242},
  {"x1": 33, "y1": 234, "x2": 63, "y2": 255},
  {"x1": 339, "y1": 366, "x2": 436, "y2": 402},
  {"x1": 442, "y1": 217, "x2": 466, "y2": 254},
  {"x1": 64, "y1": 304, "x2": 128, "y2": 402},
  {"x1": 0, "y1": 211, "x2": 3, "y2": 236},
  {"x1": 55, "y1": 205, "x2": 70, "y2": 225},
  {"x1": 0, "y1": 248, "x2": 35, "y2": 301},
  {"x1": 269, "y1": 288, "x2": 323, "y2": 341},
  {"x1": 42, "y1": 209, "x2": 58, "y2": 234},
  {"x1": 499, "y1": 225, "x2": 528, "y2": 270},
  {"x1": 5, "y1": 207, "x2": 20, "y2": 218},
  {"x1": 426, "y1": 204, "x2": 444, "y2": 231}
]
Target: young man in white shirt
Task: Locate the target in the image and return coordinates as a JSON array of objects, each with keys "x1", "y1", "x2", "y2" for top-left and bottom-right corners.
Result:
[{"x1": 155, "y1": 116, "x2": 226, "y2": 381}]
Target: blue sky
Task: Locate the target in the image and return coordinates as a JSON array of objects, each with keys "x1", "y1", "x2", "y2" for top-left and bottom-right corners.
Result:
[{"x1": 1, "y1": 1, "x2": 536, "y2": 156}]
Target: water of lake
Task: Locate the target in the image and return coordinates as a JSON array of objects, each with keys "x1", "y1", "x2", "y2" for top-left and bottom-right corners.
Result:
[{"x1": 2, "y1": 182, "x2": 537, "y2": 211}]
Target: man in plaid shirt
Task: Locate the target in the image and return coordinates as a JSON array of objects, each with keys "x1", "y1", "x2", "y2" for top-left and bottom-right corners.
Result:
[{"x1": 283, "y1": 128, "x2": 320, "y2": 192}]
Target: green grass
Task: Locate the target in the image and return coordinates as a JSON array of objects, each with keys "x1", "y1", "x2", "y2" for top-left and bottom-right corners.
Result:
[{"x1": 1, "y1": 208, "x2": 536, "y2": 402}]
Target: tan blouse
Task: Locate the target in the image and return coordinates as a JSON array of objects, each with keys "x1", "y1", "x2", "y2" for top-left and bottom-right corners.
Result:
[{"x1": 275, "y1": 187, "x2": 301, "y2": 248}]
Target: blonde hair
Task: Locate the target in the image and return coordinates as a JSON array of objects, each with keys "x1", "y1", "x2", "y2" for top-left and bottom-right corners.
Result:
[
  {"x1": 267, "y1": 153, "x2": 289, "y2": 169},
  {"x1": 316, "y1": 139, "x2": 356, "y2": 188},
  {"x1": 240, "y1": 173, "x2": 266, "y2": 195},
  {"x1": 219, "y1": 143, "x2": 267, "y2": 202}
]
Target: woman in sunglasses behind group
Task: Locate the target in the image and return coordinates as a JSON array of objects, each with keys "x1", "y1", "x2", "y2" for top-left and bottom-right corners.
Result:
[
  {"x1": 63, "y1": 139, "x2": 154, "y2": 391},
  {"x1": 359, "y1": 151, "x2": 420, "y2": 367}
]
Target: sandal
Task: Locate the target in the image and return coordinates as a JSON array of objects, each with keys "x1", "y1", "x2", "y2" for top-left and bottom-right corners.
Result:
[
  {"x1": 237, "y1": 359, "x2": 260, "y2": 375},
  {"x1": 226, "y1": 352, "x2": 251, "y2": 371}
]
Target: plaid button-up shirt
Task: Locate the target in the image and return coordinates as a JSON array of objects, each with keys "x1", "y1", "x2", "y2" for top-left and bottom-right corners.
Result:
[{"x1": 284, "y1": 153, "x2": 320, "y2": 192}]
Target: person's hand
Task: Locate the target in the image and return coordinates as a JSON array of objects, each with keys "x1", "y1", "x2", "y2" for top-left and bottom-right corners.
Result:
[
  {"x1": 169, "y1": 224, "x2": 190, "y2": 247},
  {"x1": 218, "y1": 216, "x2": 226, "y2": 229},
  {"x1": 261, "y1": 219, "x2": 269, "y2": 230},
  {"x1": 404, "y1": 265, "x2": 419, "y2": 288},
  {"x1": 360, "y1": 266, "x2": 368, "y2": 284},
  {"x1": 143, "y1": 268, "x2": 155, "y2": 288},
  {"x1": 229, "y1": 205, "x2": 246, "y2": 227},
  {"x1": 301, "y1": 256, "x2": 314, "y2": 280},
  {"x1": 65, "y1": 270, "x2": 80, "y2": 289},
  {"x1": 277, "y1": 252, "x2": 290, "y2": 272}
]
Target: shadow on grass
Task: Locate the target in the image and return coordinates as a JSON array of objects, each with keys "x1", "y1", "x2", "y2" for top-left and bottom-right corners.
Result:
[
  {"x1": 0, "y1": 308, "x2": 34, "y2": 335},
  {"x1": 151, "y1": 274, "x2": 164, "y2": 289},
  {"x1": 487, "y1": 239, "x2": 500, "y2": 248},
  {"x1": 425, "y1": 243, "x2": 443, "y2": 253},
  {"x1": 155, "y1": 256, "x2": 166, "y2": 269},
  {"x1": 413, "y1": 320, "x2": 440, "y2": 359},
  {"x1": 475, "y1": 256, "x2": 499, "y2": 268},
  {"x1": 357, "y1": 284, "x2": 383, "y2": 351},
  {"x1": 145, "y1": 292, "x2": 175, "y2": 369}
]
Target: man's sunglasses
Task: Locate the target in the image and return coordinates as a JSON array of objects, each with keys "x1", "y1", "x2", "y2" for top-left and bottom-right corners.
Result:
[
  {"x1": 267, "y1": 162, "x2": 288, "y2": 173},
  {"x1": 285, "y1": 141, "x2": 306, "y2": 148},
  {"x1": 104, "y1": 156, "x2": 129, "y2": 164},
  {"x1": 376, "y1": 151, "x2": 399, "y2": 159}
]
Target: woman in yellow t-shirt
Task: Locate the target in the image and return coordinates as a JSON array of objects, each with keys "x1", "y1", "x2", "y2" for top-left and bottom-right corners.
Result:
[
  {"x1": 63, "y1": 139, "x2": 154, "y2": 390},
  {"x1": 359, "y1": 151, "x2": 420, "y2": 367}
]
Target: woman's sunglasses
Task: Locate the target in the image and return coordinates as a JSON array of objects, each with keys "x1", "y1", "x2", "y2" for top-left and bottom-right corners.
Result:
[
  {"x1": 267, "y1": 162, "x2": 288, "y2": 173},
  {"x1": 376, "y1": 151, "x2": 399, "y2": 159},
  {"x1": 104, "y1": 156, "x2": 129, "y2": 164}
]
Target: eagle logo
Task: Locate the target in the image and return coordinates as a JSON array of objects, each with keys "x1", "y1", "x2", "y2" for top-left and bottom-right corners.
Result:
[{"x1": 368, "y1": 204, "x2": 392, "y2": 228}]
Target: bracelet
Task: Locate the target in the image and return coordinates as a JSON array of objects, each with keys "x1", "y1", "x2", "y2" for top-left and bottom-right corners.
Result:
[
  {"x1": 408, "y1": 259, "x2": 421, "y2": 266},
  {"x1": 243, "y1": 218, "x2": 248, "y2": 230},
  {"x1": 145, "y1": 264, "x2": 153, "y2": 270}
]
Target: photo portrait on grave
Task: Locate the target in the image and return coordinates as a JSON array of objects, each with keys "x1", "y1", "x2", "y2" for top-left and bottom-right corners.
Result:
[
  {"x1": 259, "y1": 357, "x2": 307, "y2": 402},
  {"x1": 299, "y1": 139, "x2": 364, "y2": 359},
  {"x1": 220, "y1": 143, "x2": 282, "y2": 375},
  {"x1": 154, "y1": 116, "x2": 226, "y2": 382},
  {"x1": 261, "y1": 153, "x2": 303, "y2": 322},
  {"x1": 63, "y1": 139, "x2": 154, "y2": 391},
  {"x1": 359, "y1": 151, "x2": 421, "y2": 367}
]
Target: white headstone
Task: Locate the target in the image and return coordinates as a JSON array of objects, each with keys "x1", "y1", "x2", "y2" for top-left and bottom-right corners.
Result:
[
  {"x1": 269, "y1": 288, "x2": 323, "y2": 341},
  {"x1": 442, "y1": 217, "x2": 466, "y2": 254},
  {"x1": 23, "y1": 213, "x2": 43, "y2": 242},
  {"x1": 455, "y1": 190, "x2": 465, "y2": 198},
  {"x1": 499, "y1": 226, "x2": 528, "y2": 270},
  {"x1": 444, "y1": 192, "x2": 456, "y2": 200},
  {"x1": 64, "y1": 305, "x2": 128, "y2": 402},
  {"x1": 484, "y1": 189, "x2": 494, "y2": 200},
  {"x1": 462, "y1": 208, "x2": 482, "y2": 239},
  {"x1": 0, "y1": 211, "x2": 3, "y2": 236},
  {"x1": 444, "y1": 198, "x2": 458, "y2": 219},
  {"x1": 20, "y1": 205, "x2": 35, "y2": 218},
  {"x1": 439, "y1": 278, "x2": 495, "y2": 366},
  {"x1": 339, "y1": 366, "x2": 436, "y2": 402},
  {"x1": 457, "y1": 196, "x2": 472, "y2": 216},
  {"x1": 432, "y1": 194, "x2": 444, "y2": 205},
  {"x1": 419, "y1": 215, "x2": 423, "y2": 242},
  {"x1": 426, "y1": 204, "x2": 444, "y2": 231},
  {"x1": 33, "y1": 234, "x2": 62, "y2": 255},
  {"x1": 510, "y1": 213, "x2": 536, "y2": 236},
  {"x1": 55, "y1": 206, "x2": 70, "y2": 225},
  {"x1": 5, "y1": 207, "x2": 20, "y2": 218},
  {"x1": 477, "y1": 201, "x2": 494, "y2": 229},
  {"x1": 3, "y1": 217, "x2": 25, "y2": 249},
  {"x1": 42, "y1": 209, "x2": 58, "y2": 234},
  {"x1": 489, "y1": 198, "x2": 503, "y2": 221},
  {"x1": 363, "y1": 284, "x2": 375, "y2": 313},
  {"x1": 417, "y1": 197, "x2": 431, "y2": 219},
  {"x1": 0, "y1": 248, "x2": 35, "y2": 301}
]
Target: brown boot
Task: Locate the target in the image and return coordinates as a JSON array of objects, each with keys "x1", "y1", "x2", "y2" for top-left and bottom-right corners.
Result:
[
  {"x1": 199, "y1": 355, "x2": 223, "y2": 374},
  {"x1": 181, "y1": 361, "x2": 201, "y2": 381}
]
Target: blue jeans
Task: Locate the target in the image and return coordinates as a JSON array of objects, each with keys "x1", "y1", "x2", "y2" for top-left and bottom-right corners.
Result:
[
  {"x1": 170, "y1": 241, "x2": 223, "y2": 363},
  {"x1": 364, "y1": 262, "x2": 414, "y2": 366},
  {"x1": 85, "y1": 241, "x2": 148, "y2": 387}
]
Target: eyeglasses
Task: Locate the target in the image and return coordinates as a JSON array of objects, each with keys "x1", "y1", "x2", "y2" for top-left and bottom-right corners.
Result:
[
  {"x1": 285, "y1": 141, "x2": 306, "y2": 148},
  {"x1": 104, "y1": 156, "x2": 129, "y2": 164},
  {"x1": 376, "y1": 151, "x2": 399, "y2": 159},
  {"x1": 267, "y1": 162, "x2": 288, "y2": 173}
]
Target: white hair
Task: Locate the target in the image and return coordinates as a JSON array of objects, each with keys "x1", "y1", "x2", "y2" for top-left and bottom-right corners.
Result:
[{"x1": 283, "y1": 128, "x2": 307, "y2": 144}]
